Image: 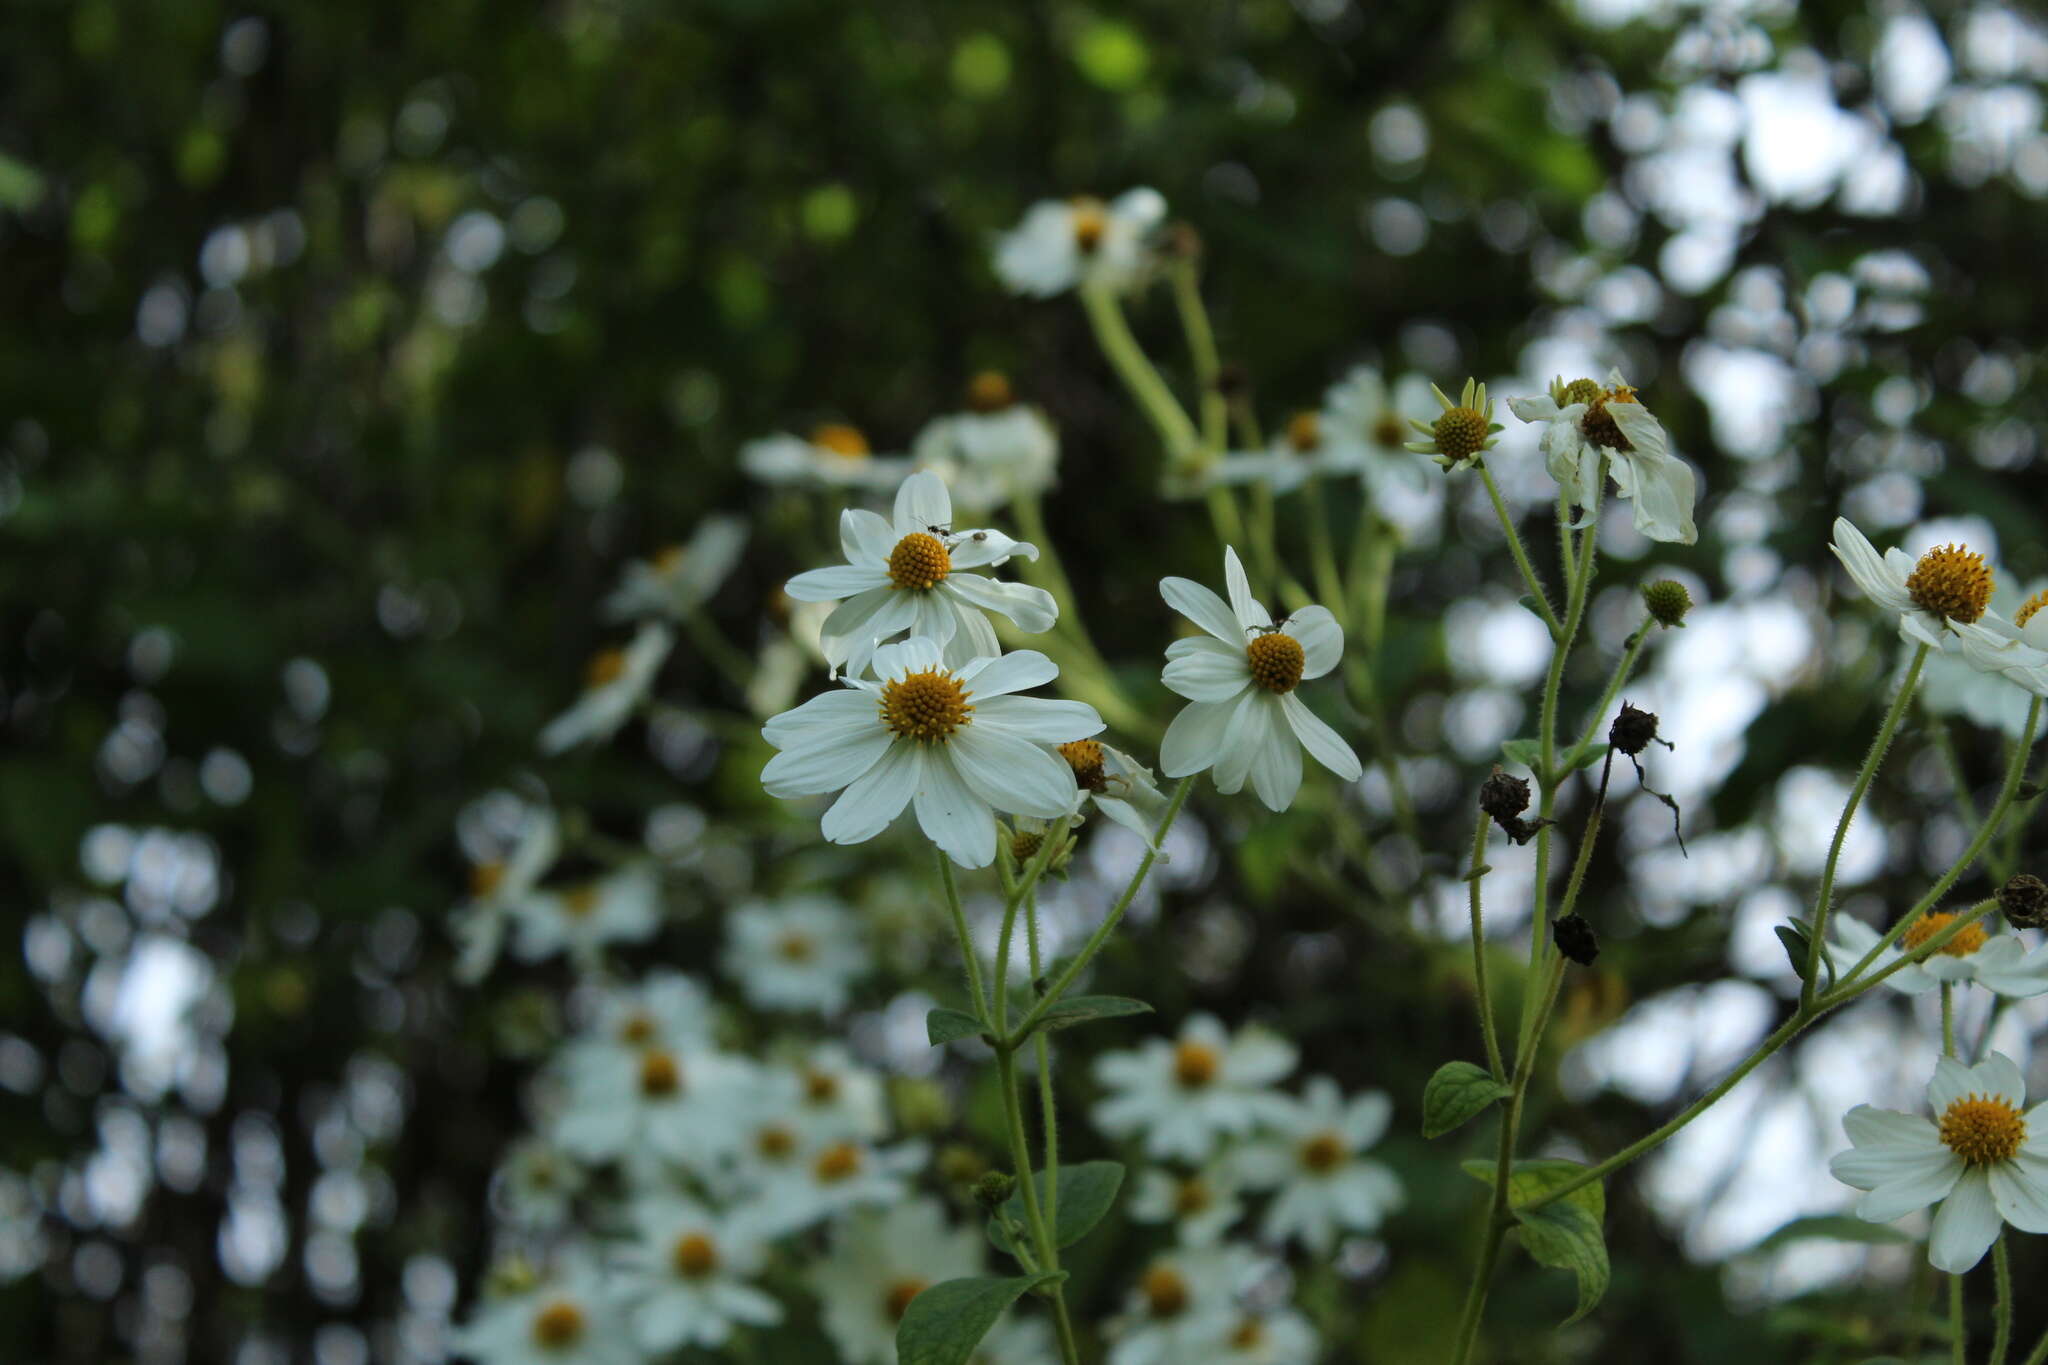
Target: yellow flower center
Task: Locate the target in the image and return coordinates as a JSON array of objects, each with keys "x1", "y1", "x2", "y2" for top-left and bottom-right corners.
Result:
[
  {"x1": 804, "y1": 1068, "x2": 840, "y2": 1103},
  {"x1": 1173, "y1": 1177, "x2": 1212, "y2": 1215},
  {"x1": 967, "y1": 370, "x2": 1014, "y2": 413},
  {"x1": 1231, "y1": 1318, "x2": 1267, "y2": 1350},
  {"x1": 561, "y1": 885, "x2": 602, "y2": 919},
  {"x1": 617, "y1": 1011, "x2": 656, "y2": 1044},
  {"x1": 777, "y1": 932, "x2": 815, "y2": 962},
  {"x1": 2017, "y1": 590, "x2": 2048, "y2": 630},
  {"x1": 1285, "y1": 411, "x2": 1321, "y2": 453},
  {"x1": 470, "y1": 861, "x2": 505, "y2": 898},
  {"x1": 814, "y1": 1141, "x2": 863, "y2": 1183},
  {"x1": 1431, "y1": 406, "x2": 1488, "y2": 463},
  {"x1": 1372, "y1": 411, "x2": 1406, "y2": 448},
  {"x1": 585, "y1": 648, "x2": 628, "y2": 687},
  {"x1": 1246, "y1": 632, "x2": 1306, "y2": 694},
  {"x1": 879, "y1": 669, "x2": 973, "y2": 742},
  {"x1": 887, "y1": 532, "x2": 952, "y2": 590},
  {"x1": 638, "y1": 1049, "x2": 682, "y2": 1097},
  {"x1": 1070, "y1": 197, "x2": 1108, "y2": 253},
  {"x1": 531, "y1": 1300, "x2": 586, "y2": 1348},
  {"x1": 1580, "y1": 385, "x2": 1639, "y2": 452},
  {"x1": 1299, "y1": 1131, "x2": 1348, "y2": 1173},
  {"x1": 885, "y1": 1278, "x2": 931, "y2": 1322},
  {"x1": 1940, "y1": 1093, "x2": 2026, "y2": 1165},
  {"x1": 672, "y1": 1232, "x2": 719, "y2": 1279},
  {"x1": 755, "y1": 1124, "x2": 795, "y2": 1159},
  {"x1": 1173, "y1": 1040, "x2": 1220, "y2": 1089},
  {"x1": 1058, "y1": 739, "x2": 1109, "y2": 793},
  {"x1": 654, "y1": 544, "x2": 687, "y2": 573},
  {"x1": 810, "y1": 423, "x2": 870, "y2": 459},
  {"x1": 1906, "y1": 545, "x2": 1994, "y2": 624},
  {"x1": 1900, "y1": 911, "x2": 1988, "y2": 958},
  {"x1": 1142, "y1": 1265, "x2": 1190, "y2": 1318}
]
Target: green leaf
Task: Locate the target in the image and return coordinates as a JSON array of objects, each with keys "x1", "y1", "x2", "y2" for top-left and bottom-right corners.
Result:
[
  {"x1": 895, "y1": 1272, "x2": 1064, "y2": 1365},
  {"x1": 1516, "y1": 593, "x2": 1550, "y2": 622},
  {"x1": 1500, "y1": 738, "x2": 1543, "y2": 771},
  {"x1": 1037, "y1": 995, "x2": 1153, "y2": 1033},
  {"x1": 1774, "y1": 924, "x2": 1812, "y2": 982},
  {"x1": 1459, "y1": 1158, "x2": 1604, "y2": 1221},
  {"x1": 991, "y1": 1161, "x2": 1126, "y2": 1256},
  {"x1": 1751, "y1": 1214, "x2": 1912, "y2": 1253},
  {"x1": 1561, "y1": 742, "x2": 1608, "y2": 774},
  {"x1": 927, "y1": 1008, "x2": 986, "y2": 1046},
  {"x1": 1422, "y1": 1061, "x2": 1511, "y2": 1139},
  {"x1": 1514, "y1": 1196, "x2": 1609, "y2": 1325}
]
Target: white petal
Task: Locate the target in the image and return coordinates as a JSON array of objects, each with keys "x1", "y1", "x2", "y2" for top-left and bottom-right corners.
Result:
[
  {"x1": 785, "y1": 563, "x2": 889, "y2": 602},
  {"x1": 950, "y1": 727, "x2": 1080, "y2": 818},
  {"x1": 973, "y1": 696, "x2": 1104, "y2": 742},
  {"x1": 1843, "y1": 1105, "x2": 1940, "y2": 1149},
  {"x1": 1223, "y1": 546, "x2": 1271, "y2": 630},
  {"x1": 1209, "y1": 690, "x2": 1265, "y2": 795},
  {"x1": 1854, "y1": 1151, "x2": 1965, "y2": 1222},
  {"x1": 1990, "y1": 1155, "x2": 2048, "y2": 1233},
  {"x1": 820, "y1": 742, "x2": 921, "y2": 845},
  {"x1": 893, "y1": 470, "x2": 953, "y2": 534},
  {"x1": 1931, "y1": 1055, "x2": 1985, "y2": 1114},
  {"x1": 763, "y1": 688, "x2": 877, "y2": 746},
  {"x1": 1974, "y1": 1052, "x2": 2027, "y2": 1107},
  {"x1": 1286, "y1": 606, "x2": 1344, "y2": 679},
  {"x1": 1506, "y1": 394, "x2": 1563, "y2": 423},
  {"x1": 1929, "y1": 1168, "x2": 2003, "y2": 1272},
  {"x1": 840, "y1": 508, "x2": 896, "y2": 566},
  {"x1": 1160, "y1": 697, "x2": 1241, "y2": 777},
  {"x1": 1615, "y1": 447, "x2": 1698, "y2": 546},
  {"x1": 1282, "y1": 691, "x2": 1363, "y2": 781},
  {"x1": 957, "y1": 650, "x2": 1057, "y2": 697},
  {"x1": 871, "y1": 636, "x2": 945, "y2": 681},
  {"x1": 1248, "y1": 699, "x2": 1303, "y2": 812},
  {"x1": 914, "y1": 749, "x2": 997, "y2": 867},
  {"x1": 760, "y1": 725, "x2": 891, "y2": 797},
  {"x1": 1164, "y1": 643, "x2": 1258, "y2": 702},
  {"x1": 1161, "y1": 576, "x2": 1244, "y2": 645},
  {"x1": 947, "y1": 529, "x2": 1039, "y2": 568},
  {"x1": 1830, "y1": 518, "x2": 1914, "y2": 613},
  {"x1": 944, "y1": 573, "x2": 1058, "y2": 633}
]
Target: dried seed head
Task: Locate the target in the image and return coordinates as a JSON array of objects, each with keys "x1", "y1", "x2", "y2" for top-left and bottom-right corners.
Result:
[
  {"x1": 1553, "y1": 913, "x2": 1599, "y2": 966},
  {"x1": 1642, "y1": 580, "x2": 1693, "y2": 628},
  {"x1": 1579, "y1": 384, "x2": 1640, "y2": 451},
  {"x1": 1998, "y1": 874, "x2": 2048, "y2": 930},
  {"x1": 1479, "y1": 766, "x2": 1532, "y2": 824},
  {"x1": 1610, "y1": 703, "x2": 1659, "y2": 757}
]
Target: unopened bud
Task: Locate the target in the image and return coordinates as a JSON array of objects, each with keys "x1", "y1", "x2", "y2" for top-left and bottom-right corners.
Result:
[
  {"x1": 1642, "y1": 580, "x2": 1693, "y2": 629},
  {"x1": 973, "y1": 1171, "x2": 1018, "y2": 1212}
]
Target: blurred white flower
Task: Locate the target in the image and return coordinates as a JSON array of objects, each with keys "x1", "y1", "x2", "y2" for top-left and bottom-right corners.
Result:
[
  {"x1": 1829, "y1": 516, "x2": 2005, "y2": 652},
  {"x1": 785, "y1": 471, "x2": 1055, "y2": 676},
  {"x1": 761, "y1": 637, "x2": 1103, "y2": 868},
  {"x1": 453, "y1": 805, "x2": 559, "y2": 983},
  {"x1": 1825, "y1": 912, "x2": 2048, "y2": 998},
  {"x1": 1831, "y1": 1052, "x2": 2048, "y2": 1272},
  {"x1": 912, "y1": 374, "x2": 1059, "y2": 513},
  {"x1": 1922, "y1": 576, "x2": 2048, "y2": 738},
  {"x1": 741, "y1": 422, "x2": 911, "y2": 492},
  {"x1": 618, "y1": 1197, "x2": 782, "y2": 1352},
  {"x1": 722, "y1": 896, "x2": 871, "y2": 1016},
  {"x1": 539, "y1": 623, "x2": 673, "y2": 754},
  {"x1": 569, "y1": 971, "x2": 717, "y2": 1056},
  {"x1": 603, "y1": 516, "x2": 747, "y2": 622},
  {"x1": 1958, "y1": 585, "x2": 2048, "y2": 700},
  {"x1": 512, "y1": 863, "x2": 663, "y2": 970},
  {"x1": 1230, "y1": 1076, "x2": 1402, "y2": 1254},
  {"x1": 1506, "y1": 370, "x2": 1698, "y2": 545},
  {"x1": 493, "y1": 1138, "x2": 586, "y2": 1229},
  {"x1": 1321, "y1": 365, "x2": 1434, "y2": 500},
  {"x1": 780, "y1": 1043, "x2": 891, "y2": 1144},
  {"x1": 994, "y1": 188, "x2": 1165, "y2": 297},
  {"x1": 1128, "y1": 1162, "x2": 1247, "y2": 1245},
  {"x1": 451, "y1": 1254, "x2": 639, "y2": 1365},
  {"x1": 1158, "y1": 547, "x2": 1360, "y2": 812},
  {"x1": 1106, "y1": 1243, "x2": 1272, "y2": 1365},
  {"x1": 550, "y1": 1028, "x2": 751, "y2": 1172},
  {"x1": 809, "y1": 1197, "x2": 983, "y2": 1364},
  {"x1": 1093, "y1": 1014, "x2": 1298, "y2": 1161},
  {"x1": 746, "y1": 1133, "x2": 926, "y2": 1238}
]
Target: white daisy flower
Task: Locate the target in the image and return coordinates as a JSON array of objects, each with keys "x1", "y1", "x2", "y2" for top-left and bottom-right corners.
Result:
[
  {"x1": 549, "y1": 1028, "x2": 750, "y2": 1173},
  {"x1": 910, "y1": 373, "x2": 1060, "y2": 514},
  {"x1": 1157, "y1": 547, "x2": 1361, "y2": 812},
  {"x1": 784, "y1": 470, "x2": 1055, "y2": 676},
  {"x1": 1093, "y1": 1014, "x2": 1298, "y2": 1161},
  {"x1": 1128, "y1": 1163, "x2": 1247, "y2": 1246},
  {"x1": 1831, "y1": 1052, "x2": 2048, "y2": 1272},
  {"x1": 603, "y1": 515, "x2": 747, "y2": 623},
  {"x1": 619, "y1": 1197, "x2": 783, "y2": 1352},
  {"x1": 744, "y1": 1133, "x2": 927, "y2": 1238},
  {"x1": 1214, "y1": 1304, "x2": 1319, "y2": 1365},
  {"x1": 1825, "y1": 911, "x2": 2048, "y2": 998},
  {"x1": 721, "y1": 896, "x2": 871, "y2": 1016},
  {"x1": 1321, "y1": 365, "x2": 1435, "y2": 499},
  {"x1": 539, "y1": 622, "x2": 674, "y2": 754},
  {"x1": 569, "y1": 971, "x2": 717, "y2": 1056},
  {"x1": 1230, "y1": 1076, "x2": 1403, "y2": 1255},
  {"x1": 1957, "y1": 585, "x2": 2048, "y2": 700},
  {"x1": 809, "y1": 1197, "x2": 985, "y2": 1365},
  {"x1": 741, "y1": 422, "x2": 911, "y2": 492},
  {"x1": 491, "y1": 1138, "x2": 586, "y2": 1229},
  {"x1": 993, "y1": 188, "x2": 1166, "y2": 298},
  {"x1": 761, "y1": 636, "x2": 1104, "y2": 868},
  {"x1": 451, "y1": 1254, "x2": 638, "y2": 1365},
  {"x1": 1828, "y1": 516, "x2": 2005, "y2": 653},
  {"x1": 1106, "y1": 1244, "x2": 1270, "y2": 1365},
  {"x1": 781, "y1": 1043, "x2": 891, "y2": 1143},
  {"x1": 511, "y1": 863, "x2": 663, "y2": 970},
  {"x1": 1054, "y1": 739, "x2": 1172, "y2": 849},
  {"x1": 452, "y1": 803, "x2": 559, "y2": 984},
  {"x1": 1505, "y1": 370, "x2": 1698, "y2": 545}
]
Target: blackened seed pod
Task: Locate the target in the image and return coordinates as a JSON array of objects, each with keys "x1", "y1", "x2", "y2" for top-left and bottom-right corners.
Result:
[
  {"x1": 1553, "y1": 913, "x2": 1599, "y2": 966},
  {"x1": 1999, "y1": 874, "x2": 2048, "y2": 930},
  {"x1": 1479, "y1": 765, "x2": 1532, "y2": 824},
  {"x1": 1610, "y1": 703, "x2": 1659, "y2": 757}
]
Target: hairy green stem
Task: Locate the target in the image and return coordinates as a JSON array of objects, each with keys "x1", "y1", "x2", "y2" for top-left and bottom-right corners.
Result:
[
  {"x1": 1479, "y1": 462, "x2": 1559, "y2": 634},
  {"x1": 1953, "y1": 1272, "x2": 1968, "y2": 1365},
  {"x1": 1468, "y1": 813, "x2": 1506, "y2": 1081},
  {"x1": 995, "y1": 1046, "x2": 1081, "y2": 1364},
  {"x1": 1168, "y1": 259, "x2": 1229, "y2": 454},
  {"x1": 1079, "y1": 281, "x2": 1200, "y2": 464},
  {"x1": 1025, "y1": 889, "x2": 1059, "y2": 1236},
  {"x1": 937, "y1": 851, "x2": 991, "y2": 1025},
  {"x1": 1993, "y1": 1235, "x2": 2013, "y2": 1365},
  {"x1": 1567, "y1": 615, "x2": 1657, "y2": 762}
]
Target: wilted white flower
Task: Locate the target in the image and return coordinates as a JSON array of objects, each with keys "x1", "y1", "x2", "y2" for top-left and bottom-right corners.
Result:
[
  {"x1": 453, "y1": 804, "x2": 559, "y2": 983},
  {"x1": 1825, "y1": 911, "x2": 2048, "y2": 998},
  {"x1": 911, "y1": 373, "x2": 1060, "y2": 513},
  {"x1": 994, "y1": 188, "x2": 1166, "y2": 297},
  {"x1": 741, "y1": 422, "x2": 911, "y2": 492},
  {"x1": 539, "y1": 623, "x2": 673, "y2": 754},
  {"x1": 511, "y1": 863, "x2": 663, "y2": 970},
  {"x1": 1093, "y1": 1014, "x2": 1298, "y2": 1161},
  {"x1": 1831, "y1": 1052, "x2": 2048, "y2": 1272},
  {"x1": 1053, "y1": 739, "x2": 1172, "y2": 848},
  {"x1": 1128, "y1": 1163, "x2": 1247, "y2": 1246},
  {"x1": 618, "y1": 1197, "x2": 782, "y2": 1352},
  {"x1": 1506, "y1": 370, "x2": 1698, "y2": 545},
  {"x1": 809, "y1": 1198, "x2": 984, "y2": 1365},
  {"x1": 451, "y1": 1255, "x2": 639, "y2": 1365},
  {"x1": 1231, "y1": 1076, "x2": 1402, "y2": 1254},
  {"x1": 760, "y1": 637, "x2": 1103, "y2": 868},
  {"x1": 721, "y1": 896, "x2": 871, "y2": 1016},
  {"x1": 1829, "y1": 517, "x2": 2004, "y2": 652},
  {"x1": 604, "y1": 516, "x2": 747, "y2": 623},
  {"x1": 784, "y1": 471, "x2": 1055, "y2": 676},
  {"x1": 1158, "y1": 547, "x2": 1360, "y2": 812}
]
